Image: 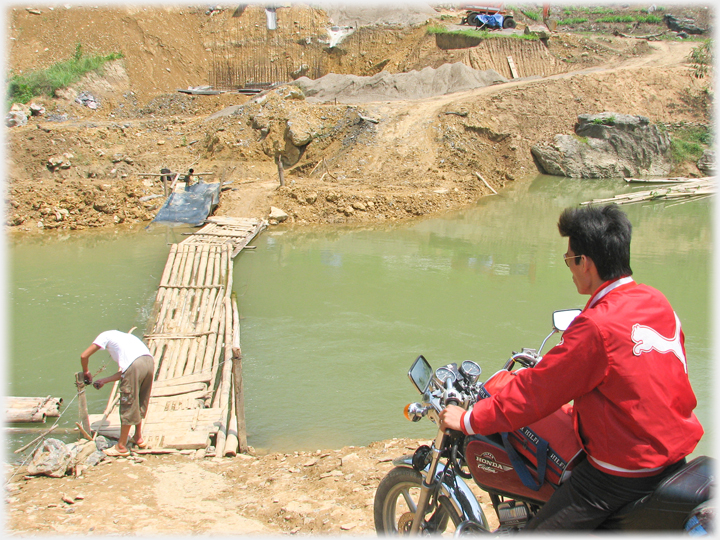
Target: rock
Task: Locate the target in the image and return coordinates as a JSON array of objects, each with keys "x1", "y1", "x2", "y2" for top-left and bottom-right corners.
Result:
[
  {"x1": 290, "y1": 64, "x2": 309, "y2": 80},
  {"x1": 269, "y1": 206, "x2": 288, "y2": 223},
  {"x1": 27, "y1": 439, "x2": 73, "y2": 478},
  {"x1": 47, "y1": 154, "x2": 72, "y2": 171},
  {"x1": 305, "y1": 192, "x2": 318, "y2": 204},
  {"x1": 664, "y1": 14, "x2": 706, "y2": 35},
  {"x1": 29, "y1": 102, "x2": 45, "y2": 116},
  {"x1": 286, "y1": 114, "x2": 322, "y2": 146},
  {"x1": 697, "y1": 150, "x2": 715, "y2": 175},
  {"x1": 75, "y1": 91, "x2": 100, "y2": 109},
  {"x1": 6, "y1": 110, "x2": 28, "y2": 127},
  {"x1": 524, "y1": 24, "x2": 551, "y2": 39},
  {"x1": 531, "y1": 112, "x2": 672, "y2": 178}
]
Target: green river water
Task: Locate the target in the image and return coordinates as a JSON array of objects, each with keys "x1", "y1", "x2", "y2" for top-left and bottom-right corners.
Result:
[{"x1": 6, "y1": 175, "x2": 713, "y2": 460}]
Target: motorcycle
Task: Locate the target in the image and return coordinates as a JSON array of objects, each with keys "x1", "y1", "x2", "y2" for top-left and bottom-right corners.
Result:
[{"x1": 374, "y1": 309, "x2": 714, "y2": 534}]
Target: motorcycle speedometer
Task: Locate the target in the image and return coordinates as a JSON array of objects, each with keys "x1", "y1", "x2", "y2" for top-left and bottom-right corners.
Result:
[
  {"x1": 460, "y1": 360, "x2": 482, "y2": 379},
  {"x1": 434, "y1": 366, "x2": 457, "y2": 385}
]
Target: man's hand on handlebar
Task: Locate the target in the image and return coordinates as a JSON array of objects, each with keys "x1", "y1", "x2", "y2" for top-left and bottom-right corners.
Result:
[{"x1": 439, "y1": 405, "x2": 465, "y2": 432}]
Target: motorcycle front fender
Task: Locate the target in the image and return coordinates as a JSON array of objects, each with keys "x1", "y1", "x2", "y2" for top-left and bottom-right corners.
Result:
[{"x1": 391, "y1": 455, "x2": 490, "y2": 531}]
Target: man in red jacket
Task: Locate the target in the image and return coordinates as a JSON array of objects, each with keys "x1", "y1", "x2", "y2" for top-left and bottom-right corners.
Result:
[{"x1": 439, "y1": 204, "x2": 703, "y2": 530}]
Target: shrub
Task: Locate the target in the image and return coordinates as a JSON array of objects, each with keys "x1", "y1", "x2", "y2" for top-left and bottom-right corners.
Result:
[
  {"x1": 670, "y1": 125, "x2": 711, "y2": 163},
  {"x1": 689, "y1": 39, "x2": 713, "y2": 79}
]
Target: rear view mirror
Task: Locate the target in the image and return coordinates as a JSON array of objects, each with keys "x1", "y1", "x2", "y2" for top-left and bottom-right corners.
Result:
[
  {"x1": 408, "y1": 355, "x2": 433, "y2": 394},
  {"x1": 553, "y1": 309, "x2": 581, "y2": 332}
]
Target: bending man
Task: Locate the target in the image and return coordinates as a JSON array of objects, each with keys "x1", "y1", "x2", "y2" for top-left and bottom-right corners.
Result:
[
  {"x1": 439, "y1": 204, "x2": 703, "y2": 530},
  {"x1": 81, "y1": 330, "x2": 155, "y2": 457}
]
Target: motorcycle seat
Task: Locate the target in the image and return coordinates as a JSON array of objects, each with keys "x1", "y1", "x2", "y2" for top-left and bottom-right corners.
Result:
[{"x1": 601, "y1": 455, "x2": 714, "y2": 530}]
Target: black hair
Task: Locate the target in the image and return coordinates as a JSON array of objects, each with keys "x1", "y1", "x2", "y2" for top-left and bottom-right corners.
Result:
[{"x1": 557, "y1": 204, "x2": 633, "y2": 281}]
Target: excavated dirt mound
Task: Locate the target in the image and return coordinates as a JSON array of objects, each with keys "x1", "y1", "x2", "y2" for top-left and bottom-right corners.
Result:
[{"x1": 293, "y1": 62, "x2": 507, "y2": 102}]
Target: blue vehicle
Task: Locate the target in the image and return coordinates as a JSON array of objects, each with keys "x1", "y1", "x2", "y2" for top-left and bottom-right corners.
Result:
[{"x1": 460, "y1": 2, "x2": 516, "y2": 30}]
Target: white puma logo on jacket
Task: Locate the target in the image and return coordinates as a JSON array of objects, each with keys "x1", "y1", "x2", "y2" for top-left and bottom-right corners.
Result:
[{"x1": 630, "y1": 312, "x2": 687, "y2": 373}]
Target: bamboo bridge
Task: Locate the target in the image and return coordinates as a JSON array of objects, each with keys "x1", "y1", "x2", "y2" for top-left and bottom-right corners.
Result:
[{"x1": 88, "y1": 216, "x2": 266, "y2": 457}]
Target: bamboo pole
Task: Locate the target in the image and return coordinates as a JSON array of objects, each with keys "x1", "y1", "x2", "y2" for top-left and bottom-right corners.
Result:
[
  {"x1": 159, "y1": 244, "x2": 179, "y2": 287},
  {"x1": 213, "y1": 296, "x2": 235, "y2": 460},
  {"x1": 223, "y1": 378, "x2": 238, "y2": 457},
  {"x1": 185, "y1": 246, "x2": 213, "y2": 376},
  {"x1": 13, "y1": 424, "x2": 59, "y2": 454},
  {"x1": 231, "y1": 293, "x2": 248, "y2": 452}
]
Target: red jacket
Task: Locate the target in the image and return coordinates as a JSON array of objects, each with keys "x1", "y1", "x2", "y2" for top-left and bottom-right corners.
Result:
[{"x1": 461, "y1": 277, "x2": 704, "y2": 476}]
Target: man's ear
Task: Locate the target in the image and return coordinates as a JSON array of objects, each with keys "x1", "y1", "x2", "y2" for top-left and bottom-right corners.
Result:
[{"x1": 582, "y1": 255, "x2": 598, "y2": 276}]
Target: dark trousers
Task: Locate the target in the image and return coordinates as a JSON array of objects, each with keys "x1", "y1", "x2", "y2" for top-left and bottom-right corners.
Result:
[{"x1": 524, "y1": 457, "x2": 686, "y2": 530}]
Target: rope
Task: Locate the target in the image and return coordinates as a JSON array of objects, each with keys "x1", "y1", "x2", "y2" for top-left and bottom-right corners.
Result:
[
  {"x1": 4, "y1": 389, "x2": 83, "y2": 487},
  {"x1": 5, "y1": 356, "x2": 115, "y2": 487}
]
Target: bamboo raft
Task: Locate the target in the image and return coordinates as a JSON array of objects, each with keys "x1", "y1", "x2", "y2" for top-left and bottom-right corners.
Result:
[
  {"x1": 581, "y1": 177, "x2": 715, "y2": 206},
  {"x1": 89, "y1": 217, "x2": 266, "y2": 455},
  {"x1": 6, "y1": 396, "x2": 63, "y2": 423}
]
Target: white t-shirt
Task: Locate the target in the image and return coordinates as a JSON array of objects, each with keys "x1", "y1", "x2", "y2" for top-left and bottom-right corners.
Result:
[{"x1": 93, "y1": 330, "x2": 152, "y2": 373}]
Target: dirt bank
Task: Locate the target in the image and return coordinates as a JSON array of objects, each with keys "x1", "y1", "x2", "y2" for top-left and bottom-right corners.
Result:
[
  {"x1": 5, "y1": 5, "x2": 712, "y2": 234},
  {"x1": 5, "y1": 437, "x2": 500, "y2": 535}
]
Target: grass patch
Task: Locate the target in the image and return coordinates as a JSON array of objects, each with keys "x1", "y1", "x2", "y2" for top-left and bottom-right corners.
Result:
[
  {"x1": 573, "y1": 134, "x2": 589, "y2": 144},
  {"x1": 670, "y1": 125, "x2": 711, "y2": 163},
  {"x1": 521, "y1": 10, "x2": 541, "y2": 21},
  {"x1": 426, "y1": 25, "x2": 539, "y2": 40},
  {"x1": 596, "y1": 14, "x2": 663, "y2": 24},
  {"x1": 559, "y1": 17, "x2": 589, "y2": 25},
  {"x1": 7, "y1": 43, "x2": 123, "y2": 108},
  {"x1": 592, "y1": 115, "x2": 616, "y2": 126}
]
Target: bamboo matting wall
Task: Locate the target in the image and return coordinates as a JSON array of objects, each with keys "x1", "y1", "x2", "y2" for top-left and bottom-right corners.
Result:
[{"x1": 208, "y1": 5, "x2": 327, "y2": 89}]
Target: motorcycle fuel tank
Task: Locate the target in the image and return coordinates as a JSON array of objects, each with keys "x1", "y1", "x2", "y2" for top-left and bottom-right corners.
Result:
[{"x1": 464, "y1": 434, "x2": 557, "y2": 504}]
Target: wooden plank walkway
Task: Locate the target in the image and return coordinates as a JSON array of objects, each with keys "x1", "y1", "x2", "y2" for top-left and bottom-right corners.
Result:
[{"x1": 89, "y1": 217, "x2": 266, "y2": 455}]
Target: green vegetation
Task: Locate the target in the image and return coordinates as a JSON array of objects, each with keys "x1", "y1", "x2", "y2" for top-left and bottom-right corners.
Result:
[
  {"x1": 689, "y1": 39, "x2": 713, "y2": 79},
  {"x1": 670, "y1": 125, "x2": 711, "y2": 163},
  {"x1": 592, "y1": 115, "x2": 616, "y2": 126},
  {"x1": 521, "y1": 9, "x2": 541, "y2": 21},
  {"x1": 572, "y1": 134, "x2": 589, "y2": 144},
  {"x1": 559, "y1": 17, "x2": 589, "y2": 25},
  {"x1": 6, "y1": 44, "x2": 123, "y2": 108},
  {"x1": 596, "y1": 14, "x2": 662, "y2": 24},
  {"x1": 426, "y1": 25, "x2": 539, "y2": 40}
]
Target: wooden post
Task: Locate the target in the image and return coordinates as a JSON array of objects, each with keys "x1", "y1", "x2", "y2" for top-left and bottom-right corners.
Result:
[
  {"x1": 161, "y1": 168, "x2": 171, "y2": 197},
  {"x1": 276, "y1": 154, "x2": 285, "y2": 187},
  {"x1": 75, "y1": 372, "x2": 91, "y2": 436},
  {"x1": 231, "y1": 352, "x2": 247, "y2": 452},
  {"x1": 231, "y1": 294, "x2": 248, "y2": 452}
]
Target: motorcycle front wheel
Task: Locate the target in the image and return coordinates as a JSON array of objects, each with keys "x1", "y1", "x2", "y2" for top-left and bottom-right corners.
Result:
[{"x1": 374, "y1": 466, "x2": 461, "y2": 535}]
